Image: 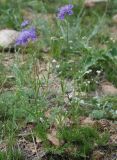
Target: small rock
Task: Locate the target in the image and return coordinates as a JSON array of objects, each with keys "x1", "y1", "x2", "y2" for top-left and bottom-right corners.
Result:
[
  {"x1": 112, "y1": 14, "x2": 117, "y2": 24},
  {"x1": 0, "y1": 29, "x2": 19, "y2": 49},
  {"x1": 85, "y1": 0, "x2": 95, "y2": 7},
  {"x1": 84, "y1": 0, "x2": 107, "y2": 8},
  {"x1": 101, "y1": 81, "x2": 117, "y2": 96}
]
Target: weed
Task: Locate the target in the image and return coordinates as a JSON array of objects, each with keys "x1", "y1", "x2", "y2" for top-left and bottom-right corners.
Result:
[{"x1": 0, "y1": 1, "x2": 116, "y2": 160}]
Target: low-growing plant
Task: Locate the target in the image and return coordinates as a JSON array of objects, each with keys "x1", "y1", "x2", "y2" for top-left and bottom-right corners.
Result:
[{"x1": 0, "y1": 1, "x2": 116, "y2": 160}]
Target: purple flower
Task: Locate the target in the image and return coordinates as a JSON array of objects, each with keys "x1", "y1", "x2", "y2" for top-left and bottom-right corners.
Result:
[
  {"x1": 16, "y1": 27, "x2": 37, "y2": 46},
  {"x1": 57, "y1": 4, "x2": 74, "y2": 20},
  {"x1": 21, "y1": 20, "x2": 29, "y2": 27}
]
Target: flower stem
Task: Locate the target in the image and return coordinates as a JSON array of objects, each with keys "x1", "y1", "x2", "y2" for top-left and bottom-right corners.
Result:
[{"x1": 65, "y1": 19, "x2": 69, "y2": 50}]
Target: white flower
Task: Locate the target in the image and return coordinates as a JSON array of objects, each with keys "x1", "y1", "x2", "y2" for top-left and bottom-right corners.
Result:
[
  {"x1": 56, "y1": 65, "x2": 60, "y2": 68},
  {"x1": 40, "y1": 117, "x2": 44, "y2": 123},
  {"x1": 80, "y1": 92, "x2": 86, "y2": 96},
  {"x1": 60, "y1": 36, "x2": 64, "y2": 39},
  {"x1": 82, "y1": 36, "x2": 87, "y2": 40},
  {"x1": 87, "y1": 81, "x2": 90, "y2": 84},
  {"x1": 68, "y1": 92, "x2": 73, "y2": 99},
  {"x1": 74, "y1": 97, "x2": 79, "y2": 102},
  {"x1": 69, "y1": 40, "x2": 73, "y2": 43},
  {"x1": 97, "y1": 103, "x2": 100, "y2": 107},
  {"x1": 79, "y1": 100, "x2": 85, "y2": 105},
  {"x1": 52, "y1": 59, "x2": 57, "y2": 63},
  {"x1": 110, "y1": 37, "x2": 116, "y2": 43},
  {"x1": 58, "y1": 71, "x2": 62, "y2": 74},
  {"x1": 51, "y1": 37, "x2": 57, "y2": 40},
  {"x1": 96, "y1": 70, "x2": 101, "y2": 74},
  {"x1": 85, "y1": 69, "x2": 92, "y2": 74}
]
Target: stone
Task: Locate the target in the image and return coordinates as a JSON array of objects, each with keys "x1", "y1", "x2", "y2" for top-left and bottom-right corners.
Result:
[
  {"x1": 112, "y1": 14, "x2": 117, "y2": 24},
  {"x1": 0, "y1": 29, "x2": 19, "y2": 49},
  {"x1": 101, "y1": 81, "x2": 117, "y2": 96},
  {"x1": 84, "y1": 0, "x2": 108, "y2": 8}
]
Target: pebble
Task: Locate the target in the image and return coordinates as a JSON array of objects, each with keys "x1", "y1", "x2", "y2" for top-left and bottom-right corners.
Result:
[
  {"x1": 0, "y1": 29, "x2": 19, "y2": 49},
  {"x1": 112, "y1": 14, "x2": 117, "y2": 24}
]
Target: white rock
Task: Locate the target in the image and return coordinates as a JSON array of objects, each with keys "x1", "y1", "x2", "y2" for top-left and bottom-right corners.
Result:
[
  {"x1": 85, "y1": 0, "x2": 108, "y2": 7},
  {"x1": 0, "y1": 29, "x2": 19, "y2": 48},
  {"x1": 112, "y1": 14, "x2": 117, "y2": 24}
]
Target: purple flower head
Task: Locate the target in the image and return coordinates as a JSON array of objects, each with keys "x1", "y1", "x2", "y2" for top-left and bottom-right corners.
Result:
[
  {"x1": 57, "y1": 4, "x2": 74, "y2": 20},
  {"x1": 16, "y1": 27, "x2": 37, "y2": 46},
  {"x1": 21, "y1": 20, "x2": 29, "y2": 27}
]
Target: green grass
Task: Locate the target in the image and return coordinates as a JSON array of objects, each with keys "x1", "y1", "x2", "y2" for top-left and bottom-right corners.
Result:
[{"x1": 0, "y1": 0, "x2": 117, "y2": 159}]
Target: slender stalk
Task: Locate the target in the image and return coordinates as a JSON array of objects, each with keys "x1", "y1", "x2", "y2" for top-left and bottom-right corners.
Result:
[
  {"x1": 65, "y1": 19, "x2": 69, "y2": 50},
  {"x1": 67, "y1": 20, "x2": 69, "y2": 49}
]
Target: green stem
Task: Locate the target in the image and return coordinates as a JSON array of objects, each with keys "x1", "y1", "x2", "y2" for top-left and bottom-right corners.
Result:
[
  {"x1": 65, "y1": 19, "x2": 69, "y2": 50},
  {"x1": 66, "y1": 20, "x2": 69, "y2": 49}
]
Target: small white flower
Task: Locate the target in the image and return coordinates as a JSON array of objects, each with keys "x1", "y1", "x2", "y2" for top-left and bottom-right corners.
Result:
[
  {"x1": 110, "y1": 37, "x2": 116, "y2": 43},
  {"x1": 56, "y1": 65, "x2": 60, "y2": 68},
  {"x1": 40, "y1": 117, "x2": 44, "y2": 123},
  {"x1": 82, "y1": 36, "x2": 87, "y2": 40},
  {"x1": 80, "y1": 92, "x2": 86, "y2": 96},
  {"x1": 74, "y1": 97, "x2": 79, "y2": 102},
  {"x1": 87, "y1": 81, "x2": 90, "y2": 84},
  {"x1": 69, "y1": 40, "x2": 73, "y2": 43},
  {"x1": 68, "y1": 92, "x2": 74, "y2": 99},
  {"x1": 88, "y1": 46, "x2": 92, "y2": 49},
  {"x1": 58, "y1": 71, "x2": 62, "y2": 74},
  {"x1": 52, "y1": 59, "x2": 57, "y2": 63},
  {"x1": 51, "y1": 37, "x2": 57, "y2": 40},
  {"x1": 96, "y1": 70, "x2": 101, "y2": 75},
  {"x1": 79, "y1": 100, "x2": 85, "y2": 105},
  {"x1": 60, "y1": 36, "x2": 64, "y2": 39},
  {"x1": 97, "y1": 103, "x2": 100, "y2": 107},
  {"x1": 85, "y1": 69, "x2": 92, "y2": 74}
]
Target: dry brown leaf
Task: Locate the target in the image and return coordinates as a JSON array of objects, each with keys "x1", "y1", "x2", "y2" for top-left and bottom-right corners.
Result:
[
  {"x1": 93, "y1": 119, "x2": 110, "y2": 132},
  {"x1": 44, "y1": 109, "x2": 51, "y2": 118},
  {"x1": 92, "y1": 150, "x2": 104, "y2": 160},
  {"x1": 109, "y1": 123, "x2": 117, "y2": 134},
  {"x1": 80, "y1": 117, "x2": 95, "y2": 126},
  {"x1": 26, "y1": 122, "x2": 36, "y2": 129},
  {"x1": 47, "y1": 130, "x2": 60, "y2": 146},
  {"x1": 109, "y1": 134, "x2": 117, "y2": 145},
  {"x1": 0, "y1": 142, "x2": 7, "y2": 152}
]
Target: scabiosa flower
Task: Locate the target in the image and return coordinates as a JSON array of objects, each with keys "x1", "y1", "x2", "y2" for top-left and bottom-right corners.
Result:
[
  {"x1": 16, "y1": 27, "x2": 37, "y2": 46},
  {"x1": 57, "y1": 4, "x2": 74, "y2": 20},
  {"x1": 21, "y1": 20, "x2": 29, "y2": 27}
]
